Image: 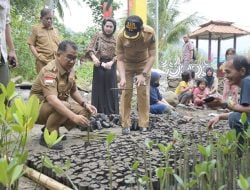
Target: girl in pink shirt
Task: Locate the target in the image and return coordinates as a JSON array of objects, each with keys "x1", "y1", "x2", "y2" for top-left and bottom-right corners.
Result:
[{"x1": 193, "y1": 78, "x2": 209, "y2": 107}]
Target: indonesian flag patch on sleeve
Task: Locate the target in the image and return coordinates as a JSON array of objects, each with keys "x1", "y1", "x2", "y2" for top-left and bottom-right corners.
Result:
[{"x1": 44, "y1": 76, "x2": 55, "y2": 86}]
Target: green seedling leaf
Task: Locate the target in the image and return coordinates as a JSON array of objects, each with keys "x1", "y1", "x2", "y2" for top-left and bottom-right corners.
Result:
[
  {"x1": 174, "y1": 174, "x2": 184, "y2": 187},
  {"x1": 187, "y1": 179, "x2": 197, "y2": 188},
  {"x1": 205, "y1": 144, "x2": 212, "y2": 157},
  {"x1": 138, "y1": 175, "x2": 149, "y2": 185},
  {"x1": 166, "y1": 167, "x2": 173, "y2": 174},
  {"x1": 145, "y1": 139, "x2": 153, "y2": 149},
  {"x1": 15, "y1": 151, "x2": 28, "y2": 164},
  {"x1": 27, "y1": 95, "x2": 41, "y2": 124},
  {"x1": 10, "y1": 164, "x2": 23, "y2": 184},
  {"x1": 6, "y1": 81, "x2": 15, "y2": 100},
  {"x1": 238, "y1": 174, "x2": 249, "y2": 190},
  {"x1": 8, "y1": 92, "x2": 18, "y2": 102},
  {"x1": 198, "y1": 171, "x2": 207, "y2": 178},
  {"x1": 174, "y1": 129, "x2": 182, "y2": 139},
  {"x1": 12, "y1": 112, "x2": 24, "y2": 126},
  {"x1": 0, "y1": 83, "x2": 7, "y2": 96},
  {"x1": 209, "y1": 159, "x2": 216, "y2": 169},
  {"x1": 0, "y1": 158, "x2": 9, "y2": 185},
  {"x1": 0, "y1": 101, "x2": 6, "y2": 118},
  {"x1": 25, "y1": 118, "x2": 35, "y2": 132},
  {"x1": 14, "y1": 98, "x2": 26, "y2": 116},
  {"x1": 156, "y1": 167, "x2": 164, "y2": 178},
  {"x1": 218, "y1": 185, "x2": 226, "y2": 190},
  {"x1": 53, "y1": 165, "x2": 64, "y2": 175},
  {"x1": 56, "y1": 135, "x2": 64, "y2": 144},
  {"x1": 43, "y1": 156, "x2": 53, "y2": 169},
  {"x1": 195, "y1": 162, "x2": 207, "y2": 176},
  {"x1": 158, "y1": 143, "x2": 165, "y2": 153},
  {"x1": 44, "y1": 128, "x2": 59, "y2": 147},
  {"x1": 198, "y1": 144, "x2": 207, "y2": 157},
  {"x1": 6, "y1": 105, "x2": 16, "y2": 122},
  {"x1": 7, "y1": 159, "x2": 18, "y2": 174},
  {"x1": 173, "y1": 129, "x2": 182, "y2": 144},
  {"x1": 0, "y1": 93, "x2": 5, "y2": 104},
  {"x1": 64, "y1": 159, "x2": 71, "y2": 171},
  {"x1": 245, "y1": 127, "x2": 250, "y2": 138},
  {"x1": 124, "y1": 175, "x2": 135, "y2": 184},
  {"x1": 198, "y1": 144, "x2": 212, "y2": 157},
  {"x1": 20, "y1": 134, "x2": 28, "y2": 147},
  {"x1": 132, "y1": 160, "x2": 140, "y2": 171},
  {"x1": 226, "y1": 130, "x2": 236, "y2": 142},
  {"x1": 12, "y1": 124, "x2": 24, "y2": 133},
  {"x1": 158, "y1": 143, "x2": 172, "y2": 154},
  {"x1": 240, "y1": 112, "x2": 248, "y2": 125},
  {"x1": 106, "y1": 132, "x2": 116, "y2": 145}
]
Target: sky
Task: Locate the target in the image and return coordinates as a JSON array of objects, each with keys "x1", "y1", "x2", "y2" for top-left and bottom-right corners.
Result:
[
  {"x1": 178, "y1": 0, "x2": 250, "y2": 58},
  {"x1": 63, "y1": 0, "x2": 250, "y2": 58}
]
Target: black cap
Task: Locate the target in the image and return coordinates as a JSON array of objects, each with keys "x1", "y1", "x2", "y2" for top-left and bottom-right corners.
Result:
[{"x1": 124, "y1": 15, "x2": 143, "y2": 39}]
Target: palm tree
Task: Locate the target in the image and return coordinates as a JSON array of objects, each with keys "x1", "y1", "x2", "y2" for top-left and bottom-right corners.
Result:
[
  {"x1": 147, "y1": 0, "x2": 201, "y2": 63},
  {"x1": 46, "y1": 0, "x2": 82, "y2": 19}
]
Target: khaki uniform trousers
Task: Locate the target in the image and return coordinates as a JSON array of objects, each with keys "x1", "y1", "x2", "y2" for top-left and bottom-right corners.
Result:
[
  {"x1": 36, "y1": 59, "x2": 47, "y2": 74},
  {"x1": 36, "y1": 101, "x2": 91, "y2": 132},
  {"x1": 120, "y1": 62, "x2": 150, "y2": 129},
  {"x1": 0, "y1": 54, "x2": 10, "y2": 86}
]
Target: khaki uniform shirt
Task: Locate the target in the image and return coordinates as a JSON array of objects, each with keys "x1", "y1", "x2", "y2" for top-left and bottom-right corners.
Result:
[
  {"x1": 0, "y1": 0, "x2": 10, "y2": 62},
  {"x1": 30, "y1": 60, "x2": 77, "y2": 102},
  {"x1": 27, "y1": 23, "x2": 60, "y2": 63},
  {"x1": 116, "y1": 25, "x2": 156, "y2": 64}
]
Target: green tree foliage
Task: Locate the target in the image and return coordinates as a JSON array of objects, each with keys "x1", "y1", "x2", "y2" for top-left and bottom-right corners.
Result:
[
  {"x1": 147, "y1": 0, "x2": 201, "y2": 63},
  {"x1": 10, "y1": 4, "x2": 42, "y2": 81},
  {"x1": 81, "y1": 0, "x2": 120, "y2": 26},
  {"x1": 9, "y1": 0, "x2": 94, "y2": 81}
]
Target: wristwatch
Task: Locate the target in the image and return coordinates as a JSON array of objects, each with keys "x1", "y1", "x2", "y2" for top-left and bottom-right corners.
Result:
[
  {"x1": 221, "y1": 102, "x2": 228, "y2": 109},
  {"x1": 142, "y1": 72, "x2": 148, "y2": 78}
]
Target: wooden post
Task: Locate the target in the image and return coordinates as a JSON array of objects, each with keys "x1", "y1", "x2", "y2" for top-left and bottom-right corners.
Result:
[{"x1": 24, "y1": 166, "x2": 73, "y2": 190}]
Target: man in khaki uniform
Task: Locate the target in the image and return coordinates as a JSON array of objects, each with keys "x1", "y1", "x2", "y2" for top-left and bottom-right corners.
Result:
[
  {"x1": 27, "y1": 8, "x2": 60, "y2": 73},
  {"x1": 116, "y1": 15, "x2": 156, "y2": 135},
  {"x1": 30, "y1": 40, "x2": 97, "y2": 150}
]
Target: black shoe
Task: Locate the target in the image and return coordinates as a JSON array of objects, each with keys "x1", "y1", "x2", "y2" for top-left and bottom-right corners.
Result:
[
  {"x1": 41, "y1": 126, "x2": 67, "y2": 141},
  {"x1": 39, "y1": 134, "x2": 63, "y2": 150}
]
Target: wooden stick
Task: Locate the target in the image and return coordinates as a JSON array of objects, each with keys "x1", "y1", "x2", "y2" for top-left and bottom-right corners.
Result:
[{"x1": 24, "y1": 166, "x2": 73, "y2": 190}]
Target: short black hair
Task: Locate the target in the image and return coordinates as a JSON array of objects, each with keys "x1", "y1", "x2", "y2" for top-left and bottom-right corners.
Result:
[
  {"x1": 225, "y1": 48, "x2": 236, "y2": 57},
  {"x1": 57, "y1": 40, "x2": 78, "y2": 54},
  {"x1": 196, "y1": 78, "x2": 207, "y2": 87},
  {"x1": 40, "y1": 8, "x2": 52, "y2": 18},
  {"x1": 232, "y1": 55, "x2": 250, "y2": 76},
  {"x1": 181, "y1": 71, "x2": 191, "y2": 82},
  {"x1": 188, "y1": 69, "x2": 195, "y2": 79}
]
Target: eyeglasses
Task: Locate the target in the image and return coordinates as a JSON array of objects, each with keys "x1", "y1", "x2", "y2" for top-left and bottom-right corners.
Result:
[{"x1": 65, "y1": 55, "x2": 77, "y2": 62}]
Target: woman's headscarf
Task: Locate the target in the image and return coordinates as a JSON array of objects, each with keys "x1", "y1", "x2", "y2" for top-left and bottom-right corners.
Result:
[
  {"x1": 150, "y1": 72, "x2": 161, "y2": 86},
  {"x1": 102, "y1": 17, "x2": 116, "y2": 37},
  {"x1": 204, "y1": 67, "x2": 214, "y2": 88}
]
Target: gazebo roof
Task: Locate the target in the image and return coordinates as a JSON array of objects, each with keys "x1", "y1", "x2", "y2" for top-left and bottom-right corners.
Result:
[{"x1": 189, "y1": 20, "x2": 250, "y2": 40}]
